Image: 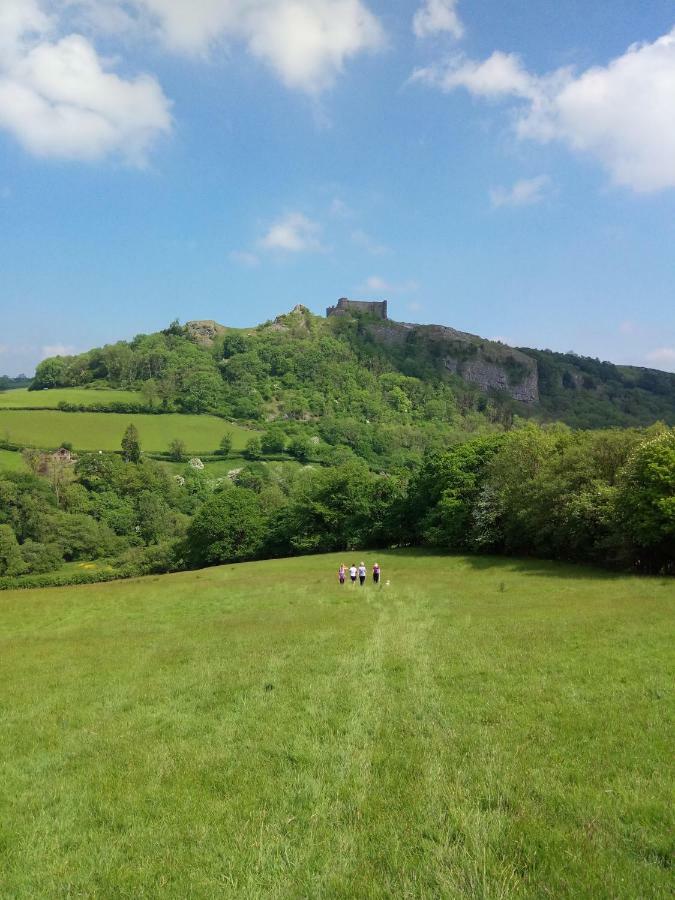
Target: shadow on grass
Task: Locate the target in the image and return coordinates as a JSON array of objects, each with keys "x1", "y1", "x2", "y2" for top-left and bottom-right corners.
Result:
[{"x1": 387, "y1": 546, "x2": 644, "y2": 582}]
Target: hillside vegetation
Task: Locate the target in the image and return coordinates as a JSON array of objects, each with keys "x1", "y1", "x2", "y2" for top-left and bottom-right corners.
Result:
[
  {"x1": 0, "y1": 307, "x2": 671, "y2": 586},
  {"x1": 29, "y1": 307, "x2": 675, "y2": 435},
  {"x1": 1, "y1": 552, "x2": 672, "y2": 897}
]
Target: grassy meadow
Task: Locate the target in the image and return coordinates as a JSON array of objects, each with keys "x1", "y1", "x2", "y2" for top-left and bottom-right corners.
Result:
[
  {"x1": 1, "y1": 551, "x2": 672, "y2": 898},
  {"x1": 0, "y1": 409, "x2": 255, "y2": 453},
  {"x1": 0, "y1": 387, "x2": 143, "y2": 408},
  {"x1": 0, "y1": 448, "x2": 26, "y2": 472}
]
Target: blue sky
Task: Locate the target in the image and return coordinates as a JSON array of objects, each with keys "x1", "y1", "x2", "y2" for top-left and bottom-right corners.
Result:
[{"x1": 1, "y1": 0, "x2": 675, "y2": 375}]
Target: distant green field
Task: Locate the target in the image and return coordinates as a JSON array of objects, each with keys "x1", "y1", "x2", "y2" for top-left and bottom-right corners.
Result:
[
  {"x1": 0, "y1": 410, "x2": 255, "y2": 453},
  {"x1": 0, "y1": 448, "x2": 26, "y2": 472},
  {"x1": 1, "y1": 551, "x2": 672, "y2": 897},
  {"x1": 0, "y1": 387, "x2": 142, "y2": 408}
]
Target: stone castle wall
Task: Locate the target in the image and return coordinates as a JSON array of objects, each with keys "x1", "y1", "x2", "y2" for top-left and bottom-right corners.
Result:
[{"x1": 326, "y1": 298, "x2": 388, "y2": 319}]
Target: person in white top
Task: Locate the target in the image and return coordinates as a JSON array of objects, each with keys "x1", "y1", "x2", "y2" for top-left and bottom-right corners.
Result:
[
  {"x1": 349, "y1": 564, "x2": 357, "y2": 584},
  {"x1": 358, "y1": 562, "x2": 367, "y2": 586}
]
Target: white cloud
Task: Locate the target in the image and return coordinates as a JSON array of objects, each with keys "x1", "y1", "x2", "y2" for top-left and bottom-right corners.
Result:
[
  {"x1": 42, "y1": 344, "x2": 76, "y2": 358},
  {"x1": 645, "y1": 347, "x2": 675, "y2": 371},
  {"x1": 413, "y1": 50, "x2": 536, "y2": 98},
  {"x1": 1, "y1": 0, "x2": 381, "y2": 165},
  {"x1": 413, "y1": 0, "x2": 463, "y2": 40},
  {"x1": 62, "y1": 0, "x2": 139, "y2": 37},
  {"x1": 0, "y1": 3, "x2": 171, "y2": 164},
  {"x1": 0, "y1": 0, "x2": 51, "y2": 61},
  {"x1": 118, "y1": 0, "x2": 384, "y2": 93},
  {"x1": 229, "y1": 249, "x2": 260, "y2": 267},
  {"x1": 260, "y1": 212, "x2": 323, "y2": 252},
  {"x1": 351, "y1": 229, "x2": 389, "y2": 255},
  {"x1": 490, "y1": 174, "x2": 551, "y2": 208},
  {"x1": 362, "y1": 275, "x2": 419, "y2": 294},
  {"x1": 415, "y1": 28, "x2": 675, "y2": 192}
]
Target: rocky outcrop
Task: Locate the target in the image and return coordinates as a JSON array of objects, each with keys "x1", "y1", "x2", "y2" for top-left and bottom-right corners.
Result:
[
  {"x1": 447, "y1": 357, "x2": 539, "y2": 403},
  {"x1": 185, "y1": 320, "x2": 228, "y2": 346}
]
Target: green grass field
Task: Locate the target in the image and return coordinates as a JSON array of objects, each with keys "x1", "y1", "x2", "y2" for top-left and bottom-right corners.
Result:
[
  {"x1": 0, "y1": 448, "x2": 26, "y2": 472},
  {"x1": 1, "y1": 551, "x2": 672, "y2": 898},
  {"x1": 0, "y1": 409, "x2": 256, "y2": 453},
  {"x1": 0, "y1": 387, "x2": 142, "y2": 408}
]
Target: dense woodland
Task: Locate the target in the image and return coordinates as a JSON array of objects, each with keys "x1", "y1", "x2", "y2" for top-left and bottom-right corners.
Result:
[
  {"x1": 1, "y1": 308, "x2": 673, "y2": 583},
  {"x1": 0, "y1": 419, "x2": 672, "y2": 586}
]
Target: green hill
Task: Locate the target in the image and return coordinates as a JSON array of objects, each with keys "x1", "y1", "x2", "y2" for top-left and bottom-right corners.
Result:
[
  {"x1": 28, "y1": 306, "x2": 675, "y2": 436},
  {"x1": 1, "y1": 551, "x2": 672, "y2": 897}
]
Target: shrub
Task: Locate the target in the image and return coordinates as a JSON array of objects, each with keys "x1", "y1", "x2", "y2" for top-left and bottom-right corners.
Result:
[
  {"x1": 20, "y1": 540, "x2": 63, "y2": 574},
  {"x1": 243, "y1": 437, "x2": 262, "y2": 461},
  {"x1": 169, "y1": 438, "x2": 187, "y2": 462},
  {"x1": 217, "y1": 434, "x2": 233, "y2": 456}
]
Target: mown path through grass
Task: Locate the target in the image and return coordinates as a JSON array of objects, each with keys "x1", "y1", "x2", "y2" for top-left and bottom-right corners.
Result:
[{"x1": 0, "y1": 552, "x2": 672, "y2": 897}]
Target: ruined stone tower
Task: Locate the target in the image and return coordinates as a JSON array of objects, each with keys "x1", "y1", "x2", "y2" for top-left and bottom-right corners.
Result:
[{"x1": 326, "y1": 298, "x2": 388, "y2": 319}]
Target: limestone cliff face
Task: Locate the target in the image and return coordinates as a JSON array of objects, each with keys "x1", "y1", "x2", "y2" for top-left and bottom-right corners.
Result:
[
  {"x1": 367, "y1": 320, "x2": 539, "y2": 404},
  {"x1": 444, "y1": 356, "x2": 539, "y2": 403}
]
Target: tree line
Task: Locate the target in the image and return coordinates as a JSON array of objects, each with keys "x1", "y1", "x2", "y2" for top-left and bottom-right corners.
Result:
[{"x1": 1, "y1": 422, "x2": 672, "y2": 587}]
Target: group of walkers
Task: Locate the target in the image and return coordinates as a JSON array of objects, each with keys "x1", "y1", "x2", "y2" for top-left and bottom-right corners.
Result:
[{"x1": 338, "y1": 561, "x2": 381, "y2": 586}]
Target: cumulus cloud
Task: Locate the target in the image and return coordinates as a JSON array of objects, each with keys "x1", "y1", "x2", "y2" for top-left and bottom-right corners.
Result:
[
  {"x1": 645, "y1": 347, "x2": 675, "y2": 371},
  {"x1": 0, "y1": 0, "x2": 383, "y2": 164},
  {"x1": 413, "y1": 0, "x2": 463, "y2": 40},
  {"x1": 107, "y1": 0, "x2": 384, "y2": 92},
  {"x1": 0, "y1": 0, "x2": 51, "y2": 59},
  {"x1": 260, "y1": 212, "x2": 323, "y2": 252},
  {"x1": 0, "y1": 1, "x2": 171, "y2": 163},
  {"x1": 413, "y1": 50, "x2": 536, "y2": 98},
  {"x1": 490, "y1": 174, "x2": 552, "y2": 208},
  {"x1": 414, "y1": 28, "x2": 675, "y2": 192}
]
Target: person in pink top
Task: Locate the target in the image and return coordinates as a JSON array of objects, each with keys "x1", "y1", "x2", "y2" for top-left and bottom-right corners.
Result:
[
  {"x1": 338, "y1": 563, "x2": 346, "y2": 585},
  {"x1": 372, "y1": 562, "x2": 381, "y2": 585}
]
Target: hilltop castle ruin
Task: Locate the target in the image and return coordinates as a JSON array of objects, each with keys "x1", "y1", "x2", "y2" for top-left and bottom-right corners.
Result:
[{"x1": 326, "y1": 298, "x2": 388, "y2": 319}]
